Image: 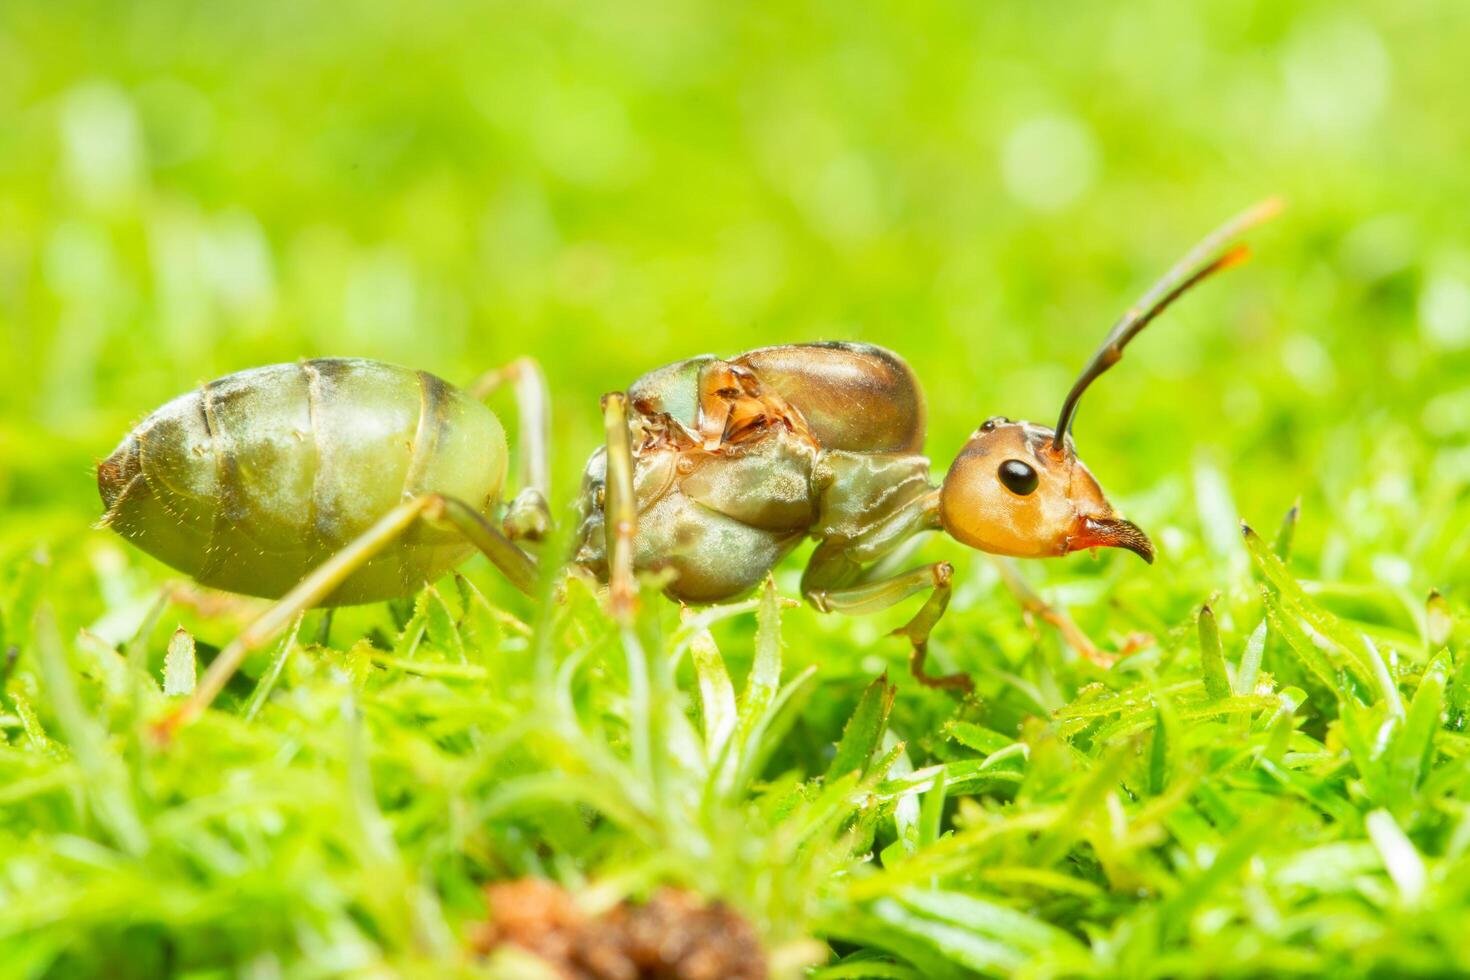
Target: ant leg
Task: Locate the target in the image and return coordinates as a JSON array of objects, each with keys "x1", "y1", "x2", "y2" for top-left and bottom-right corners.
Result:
[
  {"x1": 600, "y1": 392, "x2": 639, "y2": 624},
  {"x1": 155, "y1": 494, "x2": 537, "y2": 739},
  {"x1": 891, "y1": 565, "x2": 960, "y2": 688},
  {"x1": 158, "y1": 497, "x2": 434, "y2": 738},
  {"x1": 422, "y1": 495, "x2": 538, "y2": 594},
  {"x1": 466, "y1": 358, "x2": 552, "y2": 541},
  {"x1": 801, "y1": 472, "x2": 967, "y2": 689},
  {"x1": 988, "y1": 556, "x2": 1113, "y2": 667},
  {"x1": 805, "y1": 551, "x2": 970, "y2": 693}
]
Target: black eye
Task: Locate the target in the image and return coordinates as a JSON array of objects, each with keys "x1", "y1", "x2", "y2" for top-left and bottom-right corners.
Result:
[{"x1": 998, "y1": 459, "x2": 1038, "y2": 496}]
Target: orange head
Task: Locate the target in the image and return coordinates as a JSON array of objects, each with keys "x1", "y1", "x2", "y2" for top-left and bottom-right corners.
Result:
[
  {"x1": 938, "y1": 198, "x2": 1281, "y2": 565},
  {"x1": 938, "y1": 416, "x2": 1153, "y2": 562}
]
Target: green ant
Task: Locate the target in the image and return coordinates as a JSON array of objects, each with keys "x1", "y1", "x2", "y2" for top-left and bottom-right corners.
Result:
[{"x1": 98, "y1": 200, "x2": 1278, "y2": 733}]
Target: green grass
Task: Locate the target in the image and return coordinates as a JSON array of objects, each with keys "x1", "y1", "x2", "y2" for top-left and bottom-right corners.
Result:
[
  {"x1": 7, "y1": 496, "x2": 1470, "y2": 977},
  {"x1": 5, "y1": 0, "x2": 1470, "y2": 976}
]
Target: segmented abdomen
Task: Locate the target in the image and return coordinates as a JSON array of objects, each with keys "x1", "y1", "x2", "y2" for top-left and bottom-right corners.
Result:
[{"x1": 98, "y1": 359, "x2": 506, "y2": 604}]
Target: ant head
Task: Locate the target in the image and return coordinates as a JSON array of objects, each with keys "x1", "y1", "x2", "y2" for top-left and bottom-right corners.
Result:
[
  {"x1": 938, "y1": 197, "x2": 1282, "y2": 567},
  {"x1": 938, "y1": 417, "x2": 1153, "y2": 562}
]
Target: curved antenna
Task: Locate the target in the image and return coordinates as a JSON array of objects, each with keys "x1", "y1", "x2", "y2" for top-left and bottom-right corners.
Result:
[{"x1": 1051, "y1": 197, "x2": 1283, "y2": 450}]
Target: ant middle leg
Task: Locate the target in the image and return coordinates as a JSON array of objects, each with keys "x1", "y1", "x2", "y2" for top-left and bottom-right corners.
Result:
[
  {"x1": 803, "y1": 542, "x2": 971, "y2": 693},
  {"x1": 802, "y1": 467, "x2": 971, "y2": 690},
  {"x1": 600, "y1": 392, "x2": 639, "y2": 624},
  {"x1": 156, "y1": 494, "x2": 538, "y2": 739}
]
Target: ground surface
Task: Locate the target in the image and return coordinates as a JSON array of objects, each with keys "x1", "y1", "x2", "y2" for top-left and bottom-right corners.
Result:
[{"x1": 3, "y1": 1, "x2": 1470, "y2": 976}]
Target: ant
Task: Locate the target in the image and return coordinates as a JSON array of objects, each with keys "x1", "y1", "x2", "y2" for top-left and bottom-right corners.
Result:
[{"x1": 98, "y1": 200, "x2": 1279, "y2": 732}]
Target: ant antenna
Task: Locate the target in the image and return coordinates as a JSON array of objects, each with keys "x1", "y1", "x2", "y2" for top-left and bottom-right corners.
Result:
[{"x1": 1051, "y1": 197, "x2": 1283, "y2": 451}]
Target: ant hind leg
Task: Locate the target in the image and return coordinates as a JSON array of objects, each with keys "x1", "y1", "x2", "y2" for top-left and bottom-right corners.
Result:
[
  {"x1": 156, "y1": 494, "x2": 538, "y2": 740},
  {"x1": 466, "y1": 358, "x2": 552, "y2": 541}
]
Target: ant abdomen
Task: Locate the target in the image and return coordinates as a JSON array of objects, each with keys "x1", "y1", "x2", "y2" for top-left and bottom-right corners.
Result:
[{"x1": 98, "y1": 358, "x2": 507, "y2": 605}]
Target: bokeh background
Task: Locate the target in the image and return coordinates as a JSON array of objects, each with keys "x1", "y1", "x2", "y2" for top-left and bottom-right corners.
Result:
[{"x1": 3, "y1": 0, "x2": 1469, "y2": 622}]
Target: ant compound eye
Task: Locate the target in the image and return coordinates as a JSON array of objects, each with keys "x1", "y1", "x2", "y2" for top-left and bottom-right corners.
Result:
[{"x1": 998, "y1": 459, "x2": 1039, "y2": 496}]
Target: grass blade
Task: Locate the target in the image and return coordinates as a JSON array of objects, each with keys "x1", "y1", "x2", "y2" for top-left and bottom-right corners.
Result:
[
  {"x1": 1235, "y1": 619, "x2": 1268, "y2": 695},
  {"x1": 828, "y1": 672, "x2": 896, "y2": 780},
  {"x1": 1391, "y1": 652, "x2": 1447, "y2": 799},
  {"x1": 1260, "y1": 588, "x2": 1348, "y2": 696},
  {"x1": 1148, "y1": 704, "x2": 1169, "y2": 795},
  {"x1": 32, "y1": 605, "x2": 147, "y2": 856},
  {"x1": 739, "y1": 578, "x2": 783, "y2": 726},
  {"x1": 868, "y1": 897, "x2": 1023, "y2": 974},
  {"x1": 1198, "y1": 605, "x2": 1230, "y2": 701},
  {"x1": 1426, "y1": 590, "x2": 1451, "y2": 650},
  {"x1": 1365, "y1": 809, "x2": 1426, "y2": 905},
  {"x1": 1360, "y1": 633, "x2": 1405, "y2": 721},
  {"x1": 163, "y1": 627, "x2": 196, "y2": 697},
  {"x1": 690, "y1": 628, "x2": 737, "y2": 763},
  {"x1": 242, "y1": 614, "x2": 304, "y2": 721},
  {"x1": 1274, "y1": 498, "x2": 1300, "y2": 561},
  {"x1": 1244, "y1": 524, "x2": 1384, "y2": 696},
  {"x1": 942, "y1": 721, "x2": 1016, "y2": 755},
  {"x1": 897, "y1": 888, "x2": 1086, "y2": 956}
]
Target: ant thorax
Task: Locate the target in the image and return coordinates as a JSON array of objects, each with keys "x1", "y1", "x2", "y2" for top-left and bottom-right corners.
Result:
[{"x1": 691, "y1": 361, "x2": 817, "y2": 452}]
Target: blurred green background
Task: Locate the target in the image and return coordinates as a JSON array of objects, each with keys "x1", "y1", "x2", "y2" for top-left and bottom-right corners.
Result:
[
  {"x1": 3, "y1": 0, "x2": 1469, "y2": 612},
  {"x1": 9, "y1": 3, "x2": 1470, "y2": 975}
]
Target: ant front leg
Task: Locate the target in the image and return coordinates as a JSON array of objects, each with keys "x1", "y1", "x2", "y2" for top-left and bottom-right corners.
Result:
[
  {"x1": 156, "y1": 494, "x2": 537, "y2": 739},
  {"x1": 466, "y1": 358, "x2": 552, "y2": 541},
  {"x1": 988, "y1": 556, "x2": 1111, "y2": 667}
]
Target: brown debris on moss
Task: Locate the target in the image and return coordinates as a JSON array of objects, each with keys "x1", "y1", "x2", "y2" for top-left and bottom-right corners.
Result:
[{"x1": 471, "y1": 879, "x2": 767, "y2": 980}]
